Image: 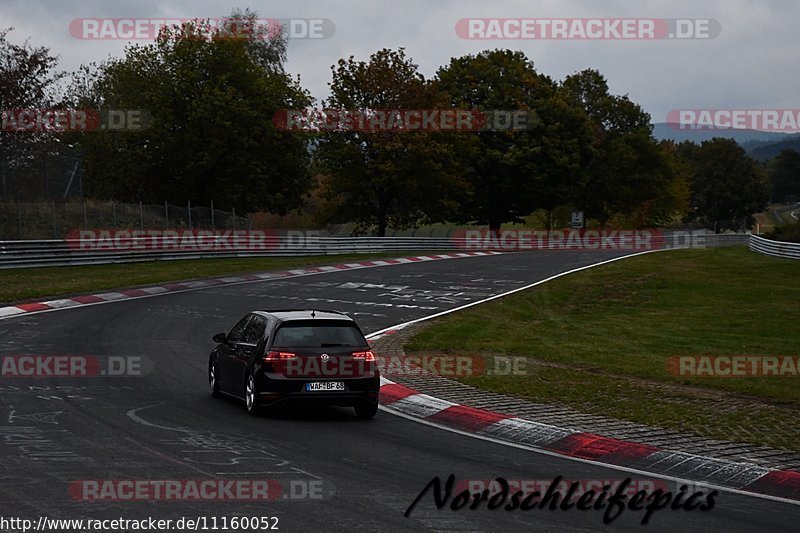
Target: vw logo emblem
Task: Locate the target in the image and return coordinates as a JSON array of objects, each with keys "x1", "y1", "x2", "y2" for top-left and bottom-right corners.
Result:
[{"x1": 320, "y1": 354, "x2": 330, "y2": 361}]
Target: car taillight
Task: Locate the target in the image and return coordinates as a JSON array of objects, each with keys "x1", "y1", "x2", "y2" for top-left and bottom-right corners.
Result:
[
  {"x1": 352, "y1": 350, "x2": 375, "y2": 361},
  {"x1": 264, "y1": 351, "x2": 296, "y2": 362}
]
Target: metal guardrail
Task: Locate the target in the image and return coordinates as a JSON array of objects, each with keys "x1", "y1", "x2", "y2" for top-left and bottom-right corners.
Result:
[
  {"x1": 0, "y1": 230, "x2": 749, "y2": 269},
  {"x1": 749, "y1": 234, "x2": 800, "y2": 260},
  {"x1": 0, "y1": 236, "x2": 463, "y2": 269}
]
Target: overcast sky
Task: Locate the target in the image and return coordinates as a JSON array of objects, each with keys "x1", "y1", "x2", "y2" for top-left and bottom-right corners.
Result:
[{"x1": 1, "y1": 0, "x2": 796, "y2": 122}]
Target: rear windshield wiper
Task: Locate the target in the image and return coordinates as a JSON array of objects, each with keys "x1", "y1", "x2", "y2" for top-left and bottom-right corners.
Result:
[{"x1": 321, "y1": 343, "x2": 352, "y2": 347}]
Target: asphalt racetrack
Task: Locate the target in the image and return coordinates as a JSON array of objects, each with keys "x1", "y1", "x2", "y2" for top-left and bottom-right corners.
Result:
[{"x1": 1, "y1": 251, "x2": 797, "y2": 532}]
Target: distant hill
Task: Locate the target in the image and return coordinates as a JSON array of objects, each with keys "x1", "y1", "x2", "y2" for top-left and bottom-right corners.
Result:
[
  {"x1": 744, "y1": 136, "x2": 800, "y2": 161},
  {"x1": 652, "y1": 123, "x2": 790, "y2": 144},
  {"x1": 652, "y1": 123, "x2": 800, "y2": 160}
]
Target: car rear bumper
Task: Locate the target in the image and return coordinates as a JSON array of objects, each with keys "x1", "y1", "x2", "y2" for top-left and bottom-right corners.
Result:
[
  {"x1": 256, "y1": 390, "x2": 379, "y2": 407},
  {"x1": 255, "y1": 373, "x2": 380, "y2": 407}
]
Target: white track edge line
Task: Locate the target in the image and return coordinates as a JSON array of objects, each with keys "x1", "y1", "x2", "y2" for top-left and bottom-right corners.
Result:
[{"x1": 365, "y1": 250, "x2": 666, "y2": 338}]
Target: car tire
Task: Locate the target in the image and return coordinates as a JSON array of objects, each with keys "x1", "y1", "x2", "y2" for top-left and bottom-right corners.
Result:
[
  {"x1": 354, "y1": 401, "x2": 378, "y2": 419},
  {"x1": 209, "y1": 357, "x2": 220, "y2": 398},
  {"x1": 245, "y1": 373, "x2": 260, "y2": 415}
]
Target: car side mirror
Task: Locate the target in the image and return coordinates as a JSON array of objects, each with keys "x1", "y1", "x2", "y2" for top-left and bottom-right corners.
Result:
[{"x1": 212, "y1": 333, "x2": 227, "y2": 343}]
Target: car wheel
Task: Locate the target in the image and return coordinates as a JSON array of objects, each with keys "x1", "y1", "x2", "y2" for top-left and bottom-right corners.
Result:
[
  {"x1": 245, "y1": 373, "x2": 260, "y2": 415},
  {"x1": 209, "y1": 358, "x2": 220, "y2": 398},
  {"x1": 354, "y1": 401, "x2": 378, "y2": 419}
]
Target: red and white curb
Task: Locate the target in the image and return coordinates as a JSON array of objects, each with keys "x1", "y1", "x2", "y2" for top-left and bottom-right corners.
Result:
[
  {"x1": 0, "y1": 251, "x2": 501, "y2": 320},
  {"x1": 377, "y1": 375, "x2": 800, "y2": 503}
]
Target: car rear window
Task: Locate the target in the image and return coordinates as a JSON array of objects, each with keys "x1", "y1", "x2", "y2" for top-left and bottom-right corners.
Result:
[{"x1": 272, "y1": 321, "x2": 367, "y2": 348}]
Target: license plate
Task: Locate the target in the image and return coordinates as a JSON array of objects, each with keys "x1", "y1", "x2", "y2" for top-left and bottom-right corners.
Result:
[{"x1": 306, "y1": 381, "x2": 345, "y2": 392}]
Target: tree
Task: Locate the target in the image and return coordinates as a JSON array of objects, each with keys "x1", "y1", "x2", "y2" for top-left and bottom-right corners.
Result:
[
  {"x1": 216, "y1": 8, "x2": 288, "y2": 74},
  {"x1": 686, "y1": 138, "x2": 769, "y2": 231},
  {"x1": 316, "y1": 48, "x2": 465, "y2": 236},
  {"x1": 560, "y1": 69, "x2": 683, "y2": 227},
  {"x1": 766, "y1": 149, "x2": 800, "y2": 203},
  {"x1": 65, "y1": 13, "x2": 312, "y2": 214},
  {"x1": 435, "y1": 50, "x2": 592, "y2": 233},
  {"x1": 0, "y1": 28, "x2": 65, "y2": 197},
  {"x1": 0, "y1": 28, "x2": 63, "y2": 115}
]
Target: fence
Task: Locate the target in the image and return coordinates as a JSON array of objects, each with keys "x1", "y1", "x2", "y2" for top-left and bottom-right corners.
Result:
[
  {"x1": 0, "y1": 200, "x2": 250, "y2": 240},
  {"x1": 749, "y1": 234, "x2": 800, "y2": 260},
  {"x1": 0, "y1": 141, "x2": 84, "y2": 201},
  {"x1": 0, "y1": 201, "x2": 754, "y2": 241}
]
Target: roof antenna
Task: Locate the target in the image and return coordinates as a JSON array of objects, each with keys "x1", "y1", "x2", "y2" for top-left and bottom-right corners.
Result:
[{"x1": 311, "y1": 310, "x2": 316, "y2": 318}]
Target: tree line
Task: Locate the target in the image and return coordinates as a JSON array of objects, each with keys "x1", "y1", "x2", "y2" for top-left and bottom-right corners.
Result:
[{"x1": 2, "y1": 9, "x2": 792, "y2": 235}]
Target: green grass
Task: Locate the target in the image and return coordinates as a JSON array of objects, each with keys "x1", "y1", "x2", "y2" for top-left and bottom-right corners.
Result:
[
  {"x1": 0, "y1": 252, "x2": 429, "y2": 305},
  {"x1": 405, "y1": 247, "x2": 800, "y2": 450}
]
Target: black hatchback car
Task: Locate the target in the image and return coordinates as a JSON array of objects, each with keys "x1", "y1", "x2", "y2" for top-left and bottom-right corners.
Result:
[{"x1": 209, "y1": 310, "x2": 380, "y2": 418}]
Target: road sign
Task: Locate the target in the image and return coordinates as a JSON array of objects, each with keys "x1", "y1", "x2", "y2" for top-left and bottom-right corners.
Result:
[{"x1": 571, "y1": 211, "x2": 584, "y2": 229}]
